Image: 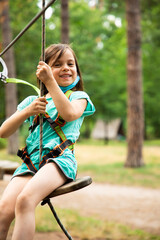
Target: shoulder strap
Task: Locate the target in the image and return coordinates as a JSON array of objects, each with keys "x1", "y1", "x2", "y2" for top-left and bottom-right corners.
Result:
[
  {"x1": 29, "y1": 90, "x2": 74, "y2": 146},
  {"x1": 65, "y1": 89, "x2": 73, "y2": 98},
  {"x1": 54, "y1": 90, "x2": 73, "y2": 126}
]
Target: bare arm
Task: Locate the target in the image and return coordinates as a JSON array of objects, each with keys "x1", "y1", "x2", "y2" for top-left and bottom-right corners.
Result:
[
  {"x1": 36, "y1": 61, "x2": 87, "y2": 122},
  {"x1": 0, "y1": 97, "x2": 47, "y2": 138}
]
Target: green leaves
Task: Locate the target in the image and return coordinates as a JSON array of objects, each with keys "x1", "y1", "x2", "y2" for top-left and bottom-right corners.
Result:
[{"x1": 0, "y1": 0, "x2": 159, "y2": 138}]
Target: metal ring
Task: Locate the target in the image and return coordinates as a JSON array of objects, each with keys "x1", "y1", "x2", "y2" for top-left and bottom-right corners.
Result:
[{"x1": 0, "y1": 57, "x2": 8, "y2": 82}]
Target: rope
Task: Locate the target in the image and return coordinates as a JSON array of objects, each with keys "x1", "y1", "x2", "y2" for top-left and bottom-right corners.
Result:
[
  {"x1": 39, "y1": 0, "x2": 46, "y2": 162},
  {"x1": 0, "y1": 0, "x2": 57, "y2": 57},
  {"x1": 41, "y1": 199, "x2": 73, "y2": 240}
]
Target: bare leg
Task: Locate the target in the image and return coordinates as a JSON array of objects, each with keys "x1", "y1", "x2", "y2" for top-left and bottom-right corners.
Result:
[
  {"x1": 0, "y1": 175, "x2": 32, "y2": 240},
  {"x1": 12, "y1": 163, "x2": 67, "y2": 240}
]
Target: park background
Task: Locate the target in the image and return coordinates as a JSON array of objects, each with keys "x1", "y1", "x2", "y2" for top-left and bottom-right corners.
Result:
[{"x1": 0, "y1": 0, "x2": 160, "y2": 239}]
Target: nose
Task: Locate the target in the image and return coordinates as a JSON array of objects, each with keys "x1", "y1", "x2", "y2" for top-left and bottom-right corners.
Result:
[{"x1": 62, "y1": 63, "x2": 69, "y2": 71}]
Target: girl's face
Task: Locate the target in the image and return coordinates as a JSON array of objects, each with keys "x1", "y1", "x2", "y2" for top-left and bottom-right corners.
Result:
[{"x1": 50, "y1": 49, "x2": 77, "y2": 87}]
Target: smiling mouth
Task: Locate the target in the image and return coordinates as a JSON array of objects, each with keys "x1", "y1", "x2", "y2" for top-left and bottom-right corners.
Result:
[{"x1": 60, "y1": 74, "x2": 71, "y2": 78}]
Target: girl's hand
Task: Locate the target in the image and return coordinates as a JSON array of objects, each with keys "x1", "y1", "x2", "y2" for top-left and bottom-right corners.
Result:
[
  {"x1": 0, "y1": 97, "x2": 48, "y2": 138},
  {"x1": 36, "y1": 61, "x2": 54, "y2": 85},
  {"x1": 26, "y1": 97, "x2": 48, "y2": 116}
]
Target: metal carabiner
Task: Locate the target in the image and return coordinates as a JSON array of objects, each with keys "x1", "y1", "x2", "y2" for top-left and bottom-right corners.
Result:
[{"x1": 0, "y1": 57, "x2": 8, "y2": 83}]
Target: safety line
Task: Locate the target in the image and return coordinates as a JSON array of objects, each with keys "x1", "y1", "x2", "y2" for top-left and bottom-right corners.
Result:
[
  {"x1": 39, "y1": 0, "x2": 46, "y2": 162},
  {"x1": 41, "y1": 199, "x2": 73, "y2": 240},
  {"x1": 0, "y1": 0, "x2": 57, "y2": 57}
]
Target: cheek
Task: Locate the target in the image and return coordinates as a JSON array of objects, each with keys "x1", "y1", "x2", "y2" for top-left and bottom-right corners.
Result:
[
  {"x1": 73, "y1": 67, "x2": 77, "y2": 76},
  {"x1": 52, "y1": 69, "x2": 59, "y2": 79}
]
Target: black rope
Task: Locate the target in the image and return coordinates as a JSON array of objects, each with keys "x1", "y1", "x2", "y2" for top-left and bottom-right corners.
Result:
[
  {"x1": 42, "y1": 0, "x2": 46, "y2": 63},
  {"x1": 39, "y1": 0, "x2": 46, "y2": 162},
  {"x1": 0, "y1": 0, "x2": 57, "y2": 57},
  {"x1": 41, "y1": 199, "x2": 73, "y2": 240}
]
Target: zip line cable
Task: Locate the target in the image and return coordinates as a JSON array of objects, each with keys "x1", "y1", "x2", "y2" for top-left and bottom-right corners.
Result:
[{"x1": 0, "y1": 0, "x2": 57, "y2": 57}]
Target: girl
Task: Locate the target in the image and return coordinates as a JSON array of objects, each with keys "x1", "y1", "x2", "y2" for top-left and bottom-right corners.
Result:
[{"x1": 0, "y1": 43, "x2": 95, "y2": 240}]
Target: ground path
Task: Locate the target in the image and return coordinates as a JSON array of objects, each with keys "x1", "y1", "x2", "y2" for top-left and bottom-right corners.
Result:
[
  {"x1": 1, "y1": 175, "x2": 160, "y2": 239},
  {"x1": 51, "y1": 181, "x2": 160, "y2": 235}
]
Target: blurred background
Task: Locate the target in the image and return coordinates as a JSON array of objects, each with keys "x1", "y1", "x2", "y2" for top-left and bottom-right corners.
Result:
[{"x1": 0, "y1": 1, "x2": 160, "y2": 239}]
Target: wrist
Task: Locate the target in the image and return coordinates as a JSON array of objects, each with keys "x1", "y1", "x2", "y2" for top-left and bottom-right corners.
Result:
[
  {"x1": 22, "y1": 107, "x2": 32, "y2": 119},
  {"x1": 45, "y1": 77, "x2": 57, "y2": 90}
]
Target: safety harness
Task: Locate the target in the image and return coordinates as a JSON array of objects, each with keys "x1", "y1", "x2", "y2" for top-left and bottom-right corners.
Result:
[{"x1": 17, "y1": 90, "x2": 74, "y2": 173}]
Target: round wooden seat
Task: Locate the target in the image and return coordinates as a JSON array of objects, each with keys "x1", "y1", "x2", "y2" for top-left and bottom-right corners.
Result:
[
  {"x1": 41, "y1": 176, "x2": 92, "y2": 240},
  {"x1": 44, "y1": 176, "x2": 92, "y2": 199}
]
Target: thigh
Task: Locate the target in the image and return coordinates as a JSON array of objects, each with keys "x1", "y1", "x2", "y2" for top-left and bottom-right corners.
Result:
[
  {"x1": 20, "y1": 163, "x2": 67, "y2": 207},
  {"x1": 1, "y1": 175, "x2": 32, "y2": 210}
]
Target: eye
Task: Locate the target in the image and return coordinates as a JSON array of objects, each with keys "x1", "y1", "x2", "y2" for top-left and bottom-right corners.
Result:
[
  {"x1": 54, "y1": 63, "x2": 61, "y2": 67},
  {"x1": 68, "y1": 62, "x2": 74, "y2": 66}
]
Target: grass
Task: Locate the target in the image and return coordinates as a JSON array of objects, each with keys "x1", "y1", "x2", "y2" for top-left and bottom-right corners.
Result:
[
  {"x1": 35, "y1": 205, "x2": 160, "y2": 240},
  {"x1": 0, "y1": 140, "x2": 160, "y2": 188},
  {"x1": 1, "y1": 140, "x2": 160, "y2": 239},
  {"x1": 75, "y1": 141, "x2": 160, "y2": 188},
  {"x1": 0, "y1": 149, "x2": 21, "y2": 162},
  {"x1": 78, "y1": 162, "x2": 160, "y2": 188}
]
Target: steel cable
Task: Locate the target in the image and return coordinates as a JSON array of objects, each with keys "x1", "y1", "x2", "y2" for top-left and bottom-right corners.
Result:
[{"x1": 0, "y1": 0, "x2": 57, "y2": 57}]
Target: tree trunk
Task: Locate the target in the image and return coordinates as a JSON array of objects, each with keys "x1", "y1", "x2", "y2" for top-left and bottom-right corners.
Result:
[
  {"x1": 61, "y1": 0, "x2": 69, "y2": 44},
  {"x1": 0, "y1": 0, "x2": 19, "y2": 154},
  {"x1": 98, "y1": 0, "x2": 104, "y2": 9},
  {"x1": 125, "y1": 0, "x2": 144, "y2": 167}
]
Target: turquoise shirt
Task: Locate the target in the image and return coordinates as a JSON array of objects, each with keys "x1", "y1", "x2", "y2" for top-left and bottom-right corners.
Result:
[{"x1": 18, "y1": 91, "x2": 95, "y2": 155}]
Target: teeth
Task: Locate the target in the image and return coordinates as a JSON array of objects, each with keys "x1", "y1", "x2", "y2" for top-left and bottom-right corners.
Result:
[{"x1": 61, "y1": 75, "x2": 70, "y2": 77}]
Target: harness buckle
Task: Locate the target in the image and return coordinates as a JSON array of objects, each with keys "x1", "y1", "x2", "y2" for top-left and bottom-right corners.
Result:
[
  {"x1": 54, "y1": 145, "x2": 63, "y2": 156},
  {"x1": 0, "y1": 73, "x2": 7, "y2": 83}
]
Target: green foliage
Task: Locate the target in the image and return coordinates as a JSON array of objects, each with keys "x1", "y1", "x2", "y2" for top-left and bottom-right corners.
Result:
[
  {"x1": 1, "y1": 0, "x2": 160, "y2": 138},
  {"x1": 9, "y1": 0, "x2": 42, "y2": 101},
  {"x1": 0, "y1": 138, "x2": 7, "y2": 149},
  {"x1": 69, "y1": 1, "x2": 127, "y2": 123},
  {"x1": 142, "y1": 1, "x2": 160, "y2": 138}
]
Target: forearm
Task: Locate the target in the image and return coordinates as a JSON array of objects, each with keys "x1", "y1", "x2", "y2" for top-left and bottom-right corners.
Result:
[
  {"x1": 0, "y1": 109, "x2": 30, "y2": 138},
  {"x1": 0, "y1": 96, "x2": 47, "y2": 138},
  {"x1": 36, "y1": 61, "x2": 87, "y2": 121},
  {"x1": 46, "y1": 80, "x2": 79, "y2": 121}
]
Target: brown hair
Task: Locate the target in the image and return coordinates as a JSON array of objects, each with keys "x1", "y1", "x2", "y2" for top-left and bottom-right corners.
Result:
[{"x1": 38, "y1": 43, "x2": 83, "y2": 95}]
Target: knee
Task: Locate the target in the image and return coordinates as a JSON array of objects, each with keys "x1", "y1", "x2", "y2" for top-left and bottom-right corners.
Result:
[
  {"x1": 15, "y1": 192, "x2": 33, "y2": 214},
  {"x1": 0, "y1": 200, "x2": 14, "y2": 222}
]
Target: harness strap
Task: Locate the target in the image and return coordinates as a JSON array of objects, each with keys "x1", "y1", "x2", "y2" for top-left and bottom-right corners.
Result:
[
  {"x1": 39, "y1": 139, "x2": 72, "y2": 168},
  {"x1": 17, "y1": 147, "x2": 38, "y2": 173},
  {"x1": 17, "y1": 90, "x2": 74, "y2": 171},
  {"x1": 29, "y1": 90, "x2": 73, "y2": 133},
  {"x1": 17, "y1": 139, "x2": 72, "y2": 172}
]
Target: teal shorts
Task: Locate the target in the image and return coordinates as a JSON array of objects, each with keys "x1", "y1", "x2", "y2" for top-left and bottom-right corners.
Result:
[{"x1": 12, "y1": 148, "x2": 77, "y2": 181}]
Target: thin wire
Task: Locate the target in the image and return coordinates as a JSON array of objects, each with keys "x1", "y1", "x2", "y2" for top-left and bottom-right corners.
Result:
[
  {"x1": 39, "y1": 0, "x2": 46, "y2": 162},
  {"x1": 0, "y1": 0, "x2": 57, "y2": 57}
]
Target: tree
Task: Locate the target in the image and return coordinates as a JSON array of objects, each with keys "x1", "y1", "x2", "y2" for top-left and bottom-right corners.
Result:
[
  {"x1": 0, "y1": 0, "x2": 19, "y2": 154},
  {"x1": 125, "y1": 0, "x2": 144, "y2": 167},
  {"x1": 61, "y1": 0, "x2": 69, "y2": 43}
]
